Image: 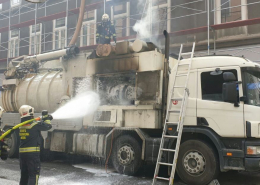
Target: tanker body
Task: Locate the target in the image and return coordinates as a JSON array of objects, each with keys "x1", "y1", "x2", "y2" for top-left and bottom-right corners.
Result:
[
  {"x1": 0, "y1": 39, "x2": 171, "y2": 176},
  {"x1": 2, "y1": 38, "x2": 260, "y2": 185}
]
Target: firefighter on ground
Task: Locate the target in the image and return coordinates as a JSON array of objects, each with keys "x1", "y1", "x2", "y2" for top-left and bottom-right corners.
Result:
[
  {"x1": 0, "y1": 106, "x2": 8, "y2": 161},
  {"x1": 96, "y1": 14, "x2": 116, "y2": 44},
  {"x1": 19, "y1": 105, "x2": 52, "y2": 185}
]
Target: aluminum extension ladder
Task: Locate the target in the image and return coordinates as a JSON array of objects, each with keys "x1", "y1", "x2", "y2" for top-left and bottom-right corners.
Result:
[{"x1": 152, "y1": 43, "x2": 196, "y2": 185}]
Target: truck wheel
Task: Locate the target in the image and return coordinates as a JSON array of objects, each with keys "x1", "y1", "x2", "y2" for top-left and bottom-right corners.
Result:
[
  {"x1": 7, "y1": 131, "x2": 20, "y2": 158},
  {"x1": 112, "y1": 135, "x2": 142, "y2": 176},
  {"x1": 176, "y1": 140, "x2": 219, "y2": 185}
]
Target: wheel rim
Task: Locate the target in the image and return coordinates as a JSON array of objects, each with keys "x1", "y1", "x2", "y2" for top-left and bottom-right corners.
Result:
[
  {"x1": 183, "y1": 151, "x2": 206, "y2": 175},
  {"x1": 6, "y1": 136, "x2": 13, "y2": 149},
  {"x1": 117, "y1": 145, "x2": 135, "y2": 166}
]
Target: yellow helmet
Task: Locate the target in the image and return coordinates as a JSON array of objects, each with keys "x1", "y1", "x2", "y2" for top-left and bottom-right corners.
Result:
[
  {"x1": 19, "y1": 105, "x2": 34, "y2": 118},
  {"x1": 102, "y1": 14, "x2": 110, "y2": 22}
]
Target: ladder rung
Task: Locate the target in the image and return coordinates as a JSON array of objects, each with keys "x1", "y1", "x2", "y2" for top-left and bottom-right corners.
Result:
[
  {"x1": 171, "y1": 98, "x2": 182, "y2": 101},
  {"x1": 158, "y1": 162, "x2": 173, "y2": 166},
  {"x1": 176, "y1": 74, "x2": 188, "y2": 77},
  {"x1": 174, "y1": 86, "x2": 186, "y2": 88},
  {"x1": 155, "y1": 176, "x2": 169, "y2": 181},
  {"x1": 166, "y1": 122, "x2": 178, "y2": 125},
  {"x1": 168, "y1": 110, "x2": 180, "y2": 113},
  {"x1": 181, "y1": 52, "x2": 192, "y2": 56},
  {"x1": 163, "y1": 135, "x2": 178, "y2": 139},
  {"x1": 161, "y1": 148, "x2": 176, "y2": 152},
  {"x1": 178, "y1": 63, "x2": 190, "y2": 66}
]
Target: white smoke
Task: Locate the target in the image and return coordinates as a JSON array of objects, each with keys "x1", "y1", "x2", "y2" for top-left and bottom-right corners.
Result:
[
  {"x1": 133, "y1": 0, "x2": 159, "y2": 39},
  {"x1": 52, "y1": 91, "x2": 100, "y2": 119}
]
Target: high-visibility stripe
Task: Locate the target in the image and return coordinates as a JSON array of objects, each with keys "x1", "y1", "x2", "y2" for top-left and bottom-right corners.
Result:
[
  {"x1": 19, "y1": 122, "x2": 37, "y2": 129},
  {"x1": 44, "y1": 120, "x2": 51, "y2": 124},
  {"x1": 36, "y1": 175, "x2": 39, "y2": 185},
  {"x1": 19, "y1": 147, "x2": 40, "y2": 153}
]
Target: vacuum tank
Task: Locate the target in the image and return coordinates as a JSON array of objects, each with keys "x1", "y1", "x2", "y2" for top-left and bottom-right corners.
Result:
[{"x1": 2, "y1": 71, "x2": 63, "y2": 113}]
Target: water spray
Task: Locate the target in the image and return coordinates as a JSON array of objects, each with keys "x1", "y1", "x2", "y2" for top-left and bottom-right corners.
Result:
[{"x1": 52, "y1": 91, "x2": 100, "y2": 120}]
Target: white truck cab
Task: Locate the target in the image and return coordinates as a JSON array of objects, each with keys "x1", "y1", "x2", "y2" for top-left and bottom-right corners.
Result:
[{"x1": 166, "y1": 55, "x2": 260, "y2": 184}]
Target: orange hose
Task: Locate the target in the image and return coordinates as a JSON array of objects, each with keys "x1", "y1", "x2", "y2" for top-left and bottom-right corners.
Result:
[
  {"x1": 69, "y1": 0, "x2": 86, "y2": 46},
  {"x1": 105, "y1": 128, "x2": 114, "y2": 173}
]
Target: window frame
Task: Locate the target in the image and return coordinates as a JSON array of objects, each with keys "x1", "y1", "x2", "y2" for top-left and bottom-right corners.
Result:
[
  {"x1": 111, "y1": 1, "x2": 130, "y2": 38},
  {"x1": 221, "y1": 0, "x2": 231, "y2": 20},
  {"x1": 53, "y1": 17, "x2": 67, "y2": 50},
  {"x1": 80, "y1": 9, "x2": 97, "y2": 46},
  {"x1": 11, "y1": 0, "x2": 21, "y2": 8},
  {"x1": 198, "y1": 66, "x2": 243, "y2": 103},
  {"x1": 9, "y1": 29, "x2": 20, "y2": 58},
  {"x1": 29, "y1": 23, "x2": 42, "y2": 55}
]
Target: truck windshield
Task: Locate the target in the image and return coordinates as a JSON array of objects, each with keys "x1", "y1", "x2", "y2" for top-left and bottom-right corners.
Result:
[{"x1": 242, "y1": 67, "x2": 260, "y2": 106}]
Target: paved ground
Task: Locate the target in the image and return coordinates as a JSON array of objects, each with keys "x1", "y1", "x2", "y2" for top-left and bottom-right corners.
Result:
[{"x1": 0, "y1": 158, "x2": 260, "y2": 185}]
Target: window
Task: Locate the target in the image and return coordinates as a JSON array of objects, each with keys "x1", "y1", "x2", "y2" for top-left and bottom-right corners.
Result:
[
  {"x1": 0, "y1": 4, "x2": 2, "y2": 11},
  {"x1": 9, "y1": 29, "x2": 19, "y2": 58},
  {"x1": 221, "y1": 0, "x2": 241, "y2": 23},
  {"x1": 11, "y1": 0, "x2": 21, "y2": 7},
  {"x1": 30, "y1": 24, "x2": 42, "y2": 55},
  {"x1": 152, "y1": 1, "x2": 168, "y2": 35},
  {"x1": 81, "y1": 10, "x2": 97, "y2": 46},
  {"x1": 152, "y1": 0, "x2": 167, "y2": 6},
  {"x1": 201, "y1": 70, "x2": 237, "y2": 102},
  {"x1": 242, "y1": 67, "x2": 260, "y2": 107},
  {"x1": 111, "y1": 2, "x2": 130, "y2": 38},
  {"x1": 53, "y1": 18, "x2": 67, "y2": 50}
]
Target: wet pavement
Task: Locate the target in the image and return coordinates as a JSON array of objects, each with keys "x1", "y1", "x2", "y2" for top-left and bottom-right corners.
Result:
[{"x1": 0, "y1": 158, "x2": 260, "y2": 185}]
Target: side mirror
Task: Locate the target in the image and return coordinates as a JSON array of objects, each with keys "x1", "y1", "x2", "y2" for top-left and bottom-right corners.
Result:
[{"x1": 222, "y1": 82, "x2": 239, "y2": 106}]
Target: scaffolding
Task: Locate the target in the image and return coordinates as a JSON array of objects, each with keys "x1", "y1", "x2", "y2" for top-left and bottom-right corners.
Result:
[{"x1": 0, "y1": 0, "x2": 260, "y2": 68}]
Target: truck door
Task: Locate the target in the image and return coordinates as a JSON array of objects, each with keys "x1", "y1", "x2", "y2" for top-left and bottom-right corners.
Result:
[
  {"x1": 242, "y1": 67, "x2": 260, "y2": 138},
  {"x1": 197, "y1": 66, "x2": 245, "y2": 137}
]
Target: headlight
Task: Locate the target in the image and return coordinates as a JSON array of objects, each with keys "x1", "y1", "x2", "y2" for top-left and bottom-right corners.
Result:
[{"x1": 247, "y1": 146, "x2": 260, "y2": 155}]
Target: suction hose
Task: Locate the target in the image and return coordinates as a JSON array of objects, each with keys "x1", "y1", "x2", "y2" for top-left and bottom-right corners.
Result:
[{"x1": 69, "y1": 0, "x2": 86, "y2": 46}]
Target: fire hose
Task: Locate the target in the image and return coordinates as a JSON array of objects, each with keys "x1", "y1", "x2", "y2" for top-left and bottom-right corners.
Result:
[
  {"x1": 0, "y1": 117, "x2": 41, "y2": 141},
  {"x1": 0, "y1": 111, "x2": 53, "y2": 160}
]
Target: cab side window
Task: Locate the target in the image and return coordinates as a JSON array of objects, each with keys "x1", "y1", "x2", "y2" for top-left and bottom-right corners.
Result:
[{"x1": 201, "y1": 70, "x2": 237, "y2": 101}]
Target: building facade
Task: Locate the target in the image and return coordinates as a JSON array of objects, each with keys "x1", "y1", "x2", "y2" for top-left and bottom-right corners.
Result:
[{"x1": 0, "y1": 0, "x2": 260, "y2": 72}]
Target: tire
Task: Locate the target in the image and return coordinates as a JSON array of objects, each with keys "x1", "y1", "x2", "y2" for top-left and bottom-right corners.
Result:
[
  {"x1": 176, "y1": 140, "x2": 220, "y2": 185},
  {"x1": 112, "y1": 135, "x2": 142, "y2": 176},
  {"x1": 7, "y1": 130, "x2": 20, "y2": 158}
]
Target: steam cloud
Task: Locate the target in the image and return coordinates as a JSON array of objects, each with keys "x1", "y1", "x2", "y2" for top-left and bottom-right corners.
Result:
[{"x1": 133, "y1": 0, "x2": 159, "y2": 39}]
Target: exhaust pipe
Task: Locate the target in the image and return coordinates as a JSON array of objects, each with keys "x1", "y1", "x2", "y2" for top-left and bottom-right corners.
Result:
[
  {"x1": 162, "y1": 30, "x2": 170, "y2": 124},
  {"x1": 164, "y1": 30, "x2": 169, "y2": 63}
]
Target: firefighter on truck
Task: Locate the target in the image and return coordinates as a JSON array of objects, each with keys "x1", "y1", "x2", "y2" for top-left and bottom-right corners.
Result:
[{"x1": 96, "y1": 14, "x2": 116, "y2": 44}]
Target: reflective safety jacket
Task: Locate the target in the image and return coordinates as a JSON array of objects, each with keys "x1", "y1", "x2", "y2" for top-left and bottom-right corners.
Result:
[
  {"x1": 19, "y1": 120, "x2": 52, "y2": 153},
  {"x1": 96, "y1": 21, "x2": 116, "y2": 44},
  {"x1": 0, "y1": 129, "x2": 8, "y2": 160}
]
